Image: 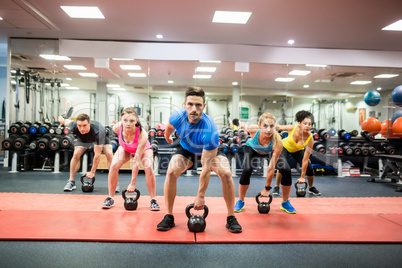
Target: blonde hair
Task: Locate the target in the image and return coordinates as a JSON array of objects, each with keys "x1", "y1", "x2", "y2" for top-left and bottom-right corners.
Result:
[
  {"x1": 258, "y1": 112, "x2": 280, "y2": 146},
  {"x1": 121, "y1": 107, "x2": 143, "y2": 133}
]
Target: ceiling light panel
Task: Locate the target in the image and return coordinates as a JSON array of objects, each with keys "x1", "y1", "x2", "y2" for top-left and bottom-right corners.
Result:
[
  {"x1": 289, "y1": 70, "x2": 311, "y2": 76},
  {"x1": 112, "y1": 58, "x2": 134, "y2": 61},
  {"x1": 64, "y1": 65, "x2": 87, "y2": 70},
  {"x1": 193, "y1": 74, "x2": 211, "y2": 79},
  {"x1": 128, "y1": 73, "x2": 147, "y2": 77},
  {"x1": 382, "y1": 20, "x2": 402, "y2": 31},
  {"x1": 78, "y1": 73, "x2": 98, "y2": 77},
  {"x1": 196, "y1": 67, "x2": 216, "y2": 72},
  {"x1": 306, "y1": 64, "x2": 327, "y2": 67},
  {"x1": 275, "y1": 77, "x2": 295, "y2": 82},
  {"x1": 61, "y1": 6, "x2": 105, "y2": 19},
  {"x1": 212, "y1": 11, "x2": 252, "y2": 24},
  {"x1": 40, "y1": 54, "x2": 71, "y2": 61},
  {"x1": 120, "y1": 65, "x2": 141, "y2": 70},
  {"x1": 350, "y1": 81, "x2": 371, "y2": 85},
  {"x1": 374, "y1": 74, "x2": 399, "y2": 78}
]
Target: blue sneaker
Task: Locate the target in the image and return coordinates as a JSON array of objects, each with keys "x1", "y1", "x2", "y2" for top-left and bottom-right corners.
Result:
[
  {"x1": 234, "y1": 199, "x2": 245, "y2": 212},
  {"x1": 280, "y1": 200, "x2": 296, "y2": 214}
]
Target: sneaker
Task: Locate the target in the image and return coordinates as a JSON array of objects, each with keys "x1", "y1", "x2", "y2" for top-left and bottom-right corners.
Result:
[
  {"x1": 234, "y1": 199, "x2": 245, "y2": 213},
  {"x1": 225, "y1": 216, "x2": 242, "y2": 233},
  {"x1": 273, "y1": 186, "x2": 280, "y2": 195},
  {"x1": 101, "y1": 197, "x2": 114, "y2": 209},
  {"x1": 150, "y1": 199, "x2": 160, "y2": 211},
  {"x1": 308, "y1": 186, "x2": 321, "y2": 196},
  {"x1": 157, "y1": 214, "x2": 175, "y2": 231},
  {"x1": 280, "y1": 200, "x2": 296, "y2": 214},
  {"x1": 63, "y1": 180, "x2": 76, "y2": 191},
  {"x1": 115, "y1": 183, "x2": 120, "y2": 193}
]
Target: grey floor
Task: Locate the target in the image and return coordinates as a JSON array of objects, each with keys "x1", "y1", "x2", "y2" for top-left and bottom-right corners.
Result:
[{"x1": 0, "y1": 167, "x2": 402, "y2": 267}]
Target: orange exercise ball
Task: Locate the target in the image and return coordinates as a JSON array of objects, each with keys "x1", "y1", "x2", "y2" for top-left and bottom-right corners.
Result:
[
  {"x1": 380, "y1": 120, "x2": 398, "y2": 138},
  {"x1": 361, "y1": 117, "x2": 381, "y2": 135},
  {"x1": 392, "y1": 117, "x2": 402, "y2": 137}
]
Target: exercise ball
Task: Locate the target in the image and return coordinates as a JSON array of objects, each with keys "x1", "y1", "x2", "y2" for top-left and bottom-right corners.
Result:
[
  {"x1": 364, "y1": 90, "x2": 381, "y2": 106},
  {"x1": 361, "y1": 117, "x2": 381, "y2": 135},
  {"x1": 391, "y1": 110, "x2": 402, "y2": 124},
  {"x1": 391, "y1": 85, "x2": 402, "y2": 107},
  {"x1": 380, "y1": 119, "x2": 398, "y2": 138},
  {"x1": 392, "y1": 117, "x2": 402, "y2": 137}
]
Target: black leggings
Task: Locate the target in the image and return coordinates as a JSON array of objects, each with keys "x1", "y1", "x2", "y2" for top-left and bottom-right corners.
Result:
[
  {"x1": 280, "y1": 147, "x2": 315, "y2": 177},
  {"x1": 239, "y1": 146, "x2": 292, "y2": 186}
]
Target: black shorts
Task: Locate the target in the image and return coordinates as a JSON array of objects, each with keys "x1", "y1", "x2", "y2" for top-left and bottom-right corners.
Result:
[
  {"x1": 175, "y1": 143, "x2": 226, "y2": 169},
  {"x1": 75, "y1": 135, "x2": 110, "y2": 149}
]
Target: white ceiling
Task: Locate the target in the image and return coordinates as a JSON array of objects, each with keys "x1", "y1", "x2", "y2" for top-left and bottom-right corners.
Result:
[{"x1": 1, "y1": 0, "x2": 402, "y2": 98}]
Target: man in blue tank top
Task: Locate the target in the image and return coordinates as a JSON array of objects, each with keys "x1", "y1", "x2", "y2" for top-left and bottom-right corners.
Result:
[{"x1": 156, "y1": 87, "x2": 242, "y2": 233}]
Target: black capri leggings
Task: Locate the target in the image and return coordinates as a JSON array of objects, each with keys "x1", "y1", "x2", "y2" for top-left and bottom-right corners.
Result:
[
  {"x1": 280, "y1": 147, "x2": 315, "y2": 177},
  {"x1": 239, "y1": 146, "x2": 292, "y2": 186}
]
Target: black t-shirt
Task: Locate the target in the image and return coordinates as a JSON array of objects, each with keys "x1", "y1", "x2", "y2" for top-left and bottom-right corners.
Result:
[{"x1": 69, "y1": 120, "x2": 106, "y2": 145}]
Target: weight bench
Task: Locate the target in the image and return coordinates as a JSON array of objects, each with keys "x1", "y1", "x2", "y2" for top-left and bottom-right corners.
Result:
[{"x1": 368, "y1": 154, "x2": 402, "y2": 192}]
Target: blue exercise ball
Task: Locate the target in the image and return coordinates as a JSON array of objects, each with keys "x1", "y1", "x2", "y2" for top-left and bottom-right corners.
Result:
[
  {"x1": 391, "y1": 85, "x2": 402, "y2": 107},
  {"x1": 364, "y1": 90, "x2": 381, "y2": 106},
  {"x1": 391, "y1": 110, "x2": 402, "y2": 124}
]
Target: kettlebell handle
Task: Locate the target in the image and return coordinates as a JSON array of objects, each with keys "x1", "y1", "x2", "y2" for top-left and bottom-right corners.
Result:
[
  {"x1": 80, "y1": 175, "x2": 95, "y2": 184},
  {"x1": 122, "y1": 189, "x2": 141, "y2": 201},
  {"x1": 255, "y1": 193, "x2": 273, "y2": 205},
  {"x1": 185, "y1": 203, "x2": 209, "y2": 219},
  {"x1": 294, "y1": 181, "x2": 308, "y2": 190}
]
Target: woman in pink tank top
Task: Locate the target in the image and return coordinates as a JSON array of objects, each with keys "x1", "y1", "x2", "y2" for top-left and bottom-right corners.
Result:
[{"x1": 101, "y1": 107, "x2": 160, "y2": 211}]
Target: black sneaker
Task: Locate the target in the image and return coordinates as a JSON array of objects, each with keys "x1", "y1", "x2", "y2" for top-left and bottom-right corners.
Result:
[
  {"x1": 273, "y1": 186, "x2": 280, "y2": 195},
  {"x1": 101, "y1": 197, "x2": 114, "y2": 209},
  {"x1": 309, "y1": 186, "x2": 321, "y2": 196},
  {"x1": 157, "y1": 214, "x2": 175, "y2": 231},
  {"x1": 226, "y1": 216, "x2": 242, "y2": 233},
  {"x1": 63, "y1": 180, "x2": 76, "y2": 191}
]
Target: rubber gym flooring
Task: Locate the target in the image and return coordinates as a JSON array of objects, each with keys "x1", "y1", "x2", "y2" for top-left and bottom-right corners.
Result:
[{"x1": 0, "y1": 167, "x2": 401, "y2": 267}]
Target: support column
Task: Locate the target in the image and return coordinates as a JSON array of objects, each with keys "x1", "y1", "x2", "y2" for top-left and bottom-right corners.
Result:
[
  {"x1": 337, "y1": 157, "x2": 343, "y2": 177},
  {"x1": 82, "y1": 152, "x2": 88, "y2": 174},
  {"x1": 232, "y1": 86, "x2": 240, "y2": 121},
  {"x1": 53, "y1": 152, "x2": 61, "y2": 173},
  {"x1": 96, "y1": 81, "x2": 108, "y2": 126}
]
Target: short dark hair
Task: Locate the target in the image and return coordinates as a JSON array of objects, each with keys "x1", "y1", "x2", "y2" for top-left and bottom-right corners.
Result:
[
  {"x1": 295, "y1": 110, "x2": 314, "y2": 124},
  {"x1": 185, "y1": 87, "x2": 205, "y2": 103},
  {"x1": 232, "y1": 119, "x2": 239, "y2": 126},
  {"x1": 76, "y1": 113, "x2": 90, "y2": 122}
]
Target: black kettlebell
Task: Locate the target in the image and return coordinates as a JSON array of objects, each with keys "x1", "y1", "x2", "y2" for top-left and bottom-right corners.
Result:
[
  {"x1": 255, "y1": 193, "x2": 273, "y2": 214},
  {"x1": 295, "y1": 181, "x2": 308, "y2": 197},
  {"x1": 185, "y1": 203, "x2": 209, "y2": 233},
  {"x1": 122, "y1": 189, "x2": 140, "y2": 210},
  {"x1": 80, "y1": 175, "x2": 95, "y2": 192}
]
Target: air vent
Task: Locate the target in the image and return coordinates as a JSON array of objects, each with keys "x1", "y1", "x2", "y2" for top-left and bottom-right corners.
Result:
[
  {"x1": 330, "y1": 72, "x2": 363, "y2": 78},
  {"x1": 11, "y1": 54, "x2": 32, "y2": 61}
]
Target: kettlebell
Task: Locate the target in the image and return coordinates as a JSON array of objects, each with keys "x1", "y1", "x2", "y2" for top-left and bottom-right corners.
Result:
[
  {"x1": 185, "y1": 203, "x2": 209, "y2": 233},
  {"x1": 122, "y1": 189, "x2": 141, "y2": 210},
  {"x1": 255, "y1": 193, "x2": 273, "y2": 214},
  {"x1": 80, "y1": 175, "x2": 95, "y2": 192},
  {"x1": 295, "y1": 181, "x2": 308, "y2": 197}
]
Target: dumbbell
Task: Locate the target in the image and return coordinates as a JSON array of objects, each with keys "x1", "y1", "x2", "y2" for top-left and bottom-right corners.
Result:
[
  {"x1": 313, "y1": 142, "x2": 326, "y2": 154},
  {"x1": 1, "y1": 135, "x2": 18, "y2": 150},
  {"x1": 229, "y1": 143, "x2": 239, "y2": 154},
  {"x1": 311, "y1": 130, "x2": 320, "y2": 140},
  {"x1": 349, "y1": 129, "x2": 359, "y2": 137},
  {"x1": 110, "y1": 138, "x2": 119, "y2": 152},
  {"x1": 13, "y1": 134, "x2": 31, "y2": 150},
  {"x1": 280, "y1": 131, "x2": 288, "y2": 139},
  {"x1": 149, "y1": 128, "x2": 156, "y2": 139},
  {"x1": 361, "y1": 130, "x2": 374, "y2": 141},
  {"x1": 339, "y1": 142, "x2": 353, "y2": 156},
  {"x1": 151, "y1": 140, "x2": 159, "y2": 153},
  {"x1": 328, "y1": 146, "x2": 343, "y2": 155},
  {"x1": 9, "y1": 121, "x2": 24, "y2": 134},
  {"x1": 379, "y1": 143, "x2": 395, "y2": 155},
  {"x1": 317, "y1": 129, "x2": 330, "y2": 141},
  {"x1": 29, "y1": 139, "x2": 39, "y2": 150},
  {"x1": 62, "y1": 127, "x2": 70, "y2": 135},
  {"x1": 29, "y1": 121, "x2": 41, "y2": 134},
  {"x1": 221, "y1": 126, "x2": 230, "y2": 134},
  {"x1": 39, "y1": 122, "x2": 52, "y2": 134},
  {"x1": 338, "y1": 129, "x2": 351, "y2": 141},
  {"x1": 218, "y1": 143, "x2": 229, "y2": 154},
  {"x1": 20, "y1": 121, "x2": 32, "y2": 134},
  {"x1": 60, "y1": 135, "x2": 75, "y2": 149},
  {"x1": 225, "y1": 128, "x2": 234, "y2": 138},
  {"x1": 238, "y1": 140, "x2": 247, "y2": 154},
  {"x1": 328, "y1": 128, "x2": 337, "y2": 136},
  {"x1": 37, "y1": 134, "x2": 53, "y2": 150},
  {"x1": 49, "y1": 135, "x2": 63, "y2": 151},
  {"x1": 362, "y1": 143, "x2": 376, "y2": 156},
  {"x1": 348, "y1": 142, "x2": 362, "y2": 156}
]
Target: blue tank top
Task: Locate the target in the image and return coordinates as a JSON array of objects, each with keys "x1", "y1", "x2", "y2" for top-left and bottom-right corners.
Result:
[
  {"x1": 169, "y1": 110, "x2": 219, "y2": 155},
  {"x1": 245, "y1": 129, "x2": 273, "y2": 155}
]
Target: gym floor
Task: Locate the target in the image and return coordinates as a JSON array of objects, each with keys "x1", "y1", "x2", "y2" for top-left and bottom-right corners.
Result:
[{"x1": 0, "y1": 167, "x2": 401, "y2": 268}]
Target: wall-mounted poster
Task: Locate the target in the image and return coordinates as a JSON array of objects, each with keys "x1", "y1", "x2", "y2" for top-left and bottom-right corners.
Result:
[{"x1": 359, "y1": 108, "x2": 366, "y2": 125}]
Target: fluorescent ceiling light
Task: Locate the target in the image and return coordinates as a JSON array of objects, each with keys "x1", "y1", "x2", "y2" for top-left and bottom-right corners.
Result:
[
  {"x1": 156, "y1": 34, "x2": 163, "y2": 39},
  {"x1": 107, "y1": 84, "x2": 120, "y2": 88},
  {"x1": 196, "y1": 67, "x2": 216, "y2": 72},
  {"x1": 64, "y1": 65, "x2": 87, "y2": 70},
  {"x1": 112, "y1": 58, "x2": 134, "y2": 61},
  {"x1": 232, "y1": 82, "x2": 238, "y2": 86},
  {"x1": 61, "y1": 6, "x2": 105, "y2": 19},
  {"x1": 287, "y1": 40, "x2": 295, "y2": 45},
  {"x1": 0, "y1": 17, "x2": 3, "y2": 20},
  {"x1": 168, "y1": 80, "x2": 174, "y2": 84},
  {"x1": 289, "y1": 70, "x2": 311, "y2": 76},
  {"x1": 109, "y1": 88, "x2": 126, "y2": 91},
  {"x1": 120, "y1": 65, "x2": 141, "y2": 70},
  {"x1": 66, "y1": 77, "x2": 72, "y2": 81},
  {"x1": 382, "y1": 20, "x2": 402, "y2": 31},
  {"x1": 275, "y1": 77, "x2": 295, "y2": 82},
  {"x1": 60, "y1": 83, "x2": 70, "y2": 87},
  {"x1": 350, "y1": 81, "x2": 371, "y2": 85},
  {"x1": 199, "y1": 60, "x2": 221, "y2": 63},
  {"x1": 374, "y1": 74, "x2": 399, "y2": 78},
  {"x1": 40, "y1": 54, "x2": 71, "y2": 61},
  {"x1": 66, "y1": 86, "x2": 79, "y2": 90},
  {"x1": 303, "y1": 85, "x2": 310, "y2": 88},
  {"x1": 314, "y1": 79, "x2": 332, "y2": 83},
  {"x1": 128, "y1": 73, "x2": 147, "y2": 77},
  {"x1": 306, "y1": 64, "x2": 327, "y2": 67},
  {"x1": 377, "y1": 87, "x2": 382, "y2": 91},
  {"x1": 193, "y1": 74, "x2": 211, "y2": 79},
  {"x1": 212, "y1": 11, "x2": 252, "y2": 24},
  {"x1": 78, "y1": 73, "x2": 98, "y2": 77}
]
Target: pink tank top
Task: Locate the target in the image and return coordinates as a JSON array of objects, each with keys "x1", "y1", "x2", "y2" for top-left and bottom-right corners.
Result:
[{"x1": 118, "y1": 125, "x2": 151, "y2": 155}]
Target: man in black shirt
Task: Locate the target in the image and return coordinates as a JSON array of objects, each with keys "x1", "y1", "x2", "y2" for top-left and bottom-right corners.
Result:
[{"x1": 59, "y1": 113, "x2": 113, "y2": 191}]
